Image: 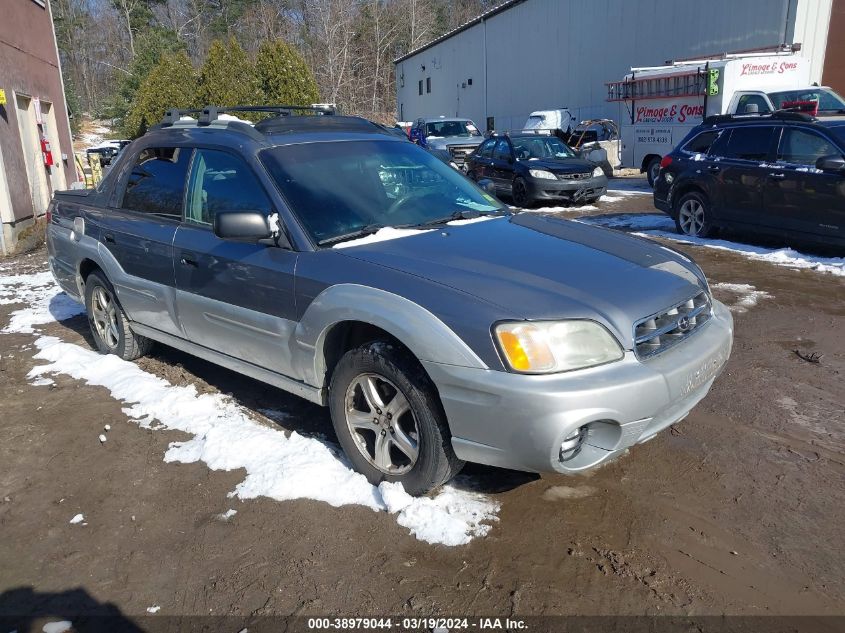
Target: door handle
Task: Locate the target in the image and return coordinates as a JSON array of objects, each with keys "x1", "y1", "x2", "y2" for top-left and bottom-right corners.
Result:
[
  {"x1": 103, "y1": 233, "x2": 115, "y2": 244},
  {"x1": 179, "y1": 253, "x2": 198, "y2": 267},
  {"x1": 768, "y1": 172, "x2": 786, "y2": 180}
]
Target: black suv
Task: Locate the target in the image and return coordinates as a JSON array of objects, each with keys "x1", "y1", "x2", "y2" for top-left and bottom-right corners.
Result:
[
  {"x1": 466, "y1": 131, "x2": 607, "y2": 207},
  {"x1": 654, "y1": 113, "x2": 845, "y2": 249}
]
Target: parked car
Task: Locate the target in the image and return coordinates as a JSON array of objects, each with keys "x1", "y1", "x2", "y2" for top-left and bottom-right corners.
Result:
[
  {"x1": 524, "y1": 109, "x2": 575, "y2": 136},
  {"x1": 466, "y1": 131, "x2": 608, "y2": 207},
  {"x1": 408, "y1": 117, "x2": 483, "y2": 169},
  {"x1": 47, "y1": 106, "x2": 733, "y2": 495},
  {"x1": 653, "y1": 111, "x2": 845, "y2": 249}
]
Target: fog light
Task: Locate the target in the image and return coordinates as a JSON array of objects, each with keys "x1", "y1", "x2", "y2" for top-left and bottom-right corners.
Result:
[{"x1": 559, "y1": 426, "x2": 588, "y2": 462}]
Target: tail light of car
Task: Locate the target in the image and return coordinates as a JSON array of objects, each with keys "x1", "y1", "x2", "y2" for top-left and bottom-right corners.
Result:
[{"x1": 659, "y1": 155, "x2": 673, "y2": 169}]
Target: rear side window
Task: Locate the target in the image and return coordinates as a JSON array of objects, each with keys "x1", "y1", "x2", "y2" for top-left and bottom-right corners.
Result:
[
  {"x1": 683, "y1": 130, "x2": 720, "y2": 154},
  {"x1": 185, "y1": 149, "x2": 273, "y2": 226},
  {"x1": 718, "y1": 127, "x2": 774, "y2": 161},
  {"x1": 777, "y1": 128, "x2": 841, "y2": 165},
  {"x1": 121, "y1": 147, "x2": 191, "y2": 218}
]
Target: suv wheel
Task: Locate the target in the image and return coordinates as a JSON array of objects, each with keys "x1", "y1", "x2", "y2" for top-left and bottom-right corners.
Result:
[
  {"x1": 84, "y1": 271, "x2": 152, "y2": 360},
  {"x1": 675, "y1": 191, "x2": 715, "y2": 238},
  {"x1": 512, "y1": 177, "x2": 532, "y2": 208},
  {"x1": 645, "y1": 157, "x2": 661, "y2": 188},
  {"x1": 329, "y1": 341, "x2": 463, "y2": 495}
]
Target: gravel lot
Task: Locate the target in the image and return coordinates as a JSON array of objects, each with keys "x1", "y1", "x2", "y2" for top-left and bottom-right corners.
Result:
[{"x1": 1, "y1": 178, "x2": 843, "y2": 631}]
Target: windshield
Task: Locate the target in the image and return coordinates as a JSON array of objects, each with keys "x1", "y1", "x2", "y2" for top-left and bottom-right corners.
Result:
[
  {"x1": 425, "y1": 120, "x2": 480, "y2": 138},
  {"x1": 768, "y1": 88, "x2": 845, "y2": 112},
  {"x1": 260, "y1": 140, "x2": 504, "y2": 245},
  {"x1": 511, "y1": 136, "x2": 576, "y2": 160}
]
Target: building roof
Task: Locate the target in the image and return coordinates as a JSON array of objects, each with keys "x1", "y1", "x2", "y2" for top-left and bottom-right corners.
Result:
[{"x1": 393, "y1": 0, "x2": 527, "y2": 64}]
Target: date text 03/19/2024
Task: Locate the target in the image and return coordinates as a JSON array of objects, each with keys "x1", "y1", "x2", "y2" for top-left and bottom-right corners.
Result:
[{"x1": 306, "y1": 617, "x2": 528, "y2": 630}]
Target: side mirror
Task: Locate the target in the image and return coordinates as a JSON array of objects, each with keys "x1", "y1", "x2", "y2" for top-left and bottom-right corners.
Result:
[
  {"x1": 477, "y1": 178, "x2": 497, "y2": 196},
  {"x1": 213, "y1": 210, "x2": 272, "y2": 241},
  {"x1": 815, "y1": 155, "x2": 845, "y2": 173}
]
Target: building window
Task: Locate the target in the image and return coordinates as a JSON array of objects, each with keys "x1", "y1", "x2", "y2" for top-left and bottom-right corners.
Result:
[
  {"x1": 418, "y1": 80, "x2": 423, "y2": 96},
  {"x1": 426, "y1": 78, "x2": 431, "y2": 93},
  {"x1": 486, "y1": 117, "x2": 495, "y2": 132}
]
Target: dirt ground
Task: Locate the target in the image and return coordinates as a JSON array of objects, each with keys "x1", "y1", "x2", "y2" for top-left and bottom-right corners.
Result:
[{"x1": 0, "y1": 184, "x2": 843, "y2": 631}]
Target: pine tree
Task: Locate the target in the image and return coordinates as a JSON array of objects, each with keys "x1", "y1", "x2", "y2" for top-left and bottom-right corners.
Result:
[
  {"x1": 197, "y1": 38, "x2": 261, "y2": 114},
  {"x1": 125, "y1": 51, "x2": 199, "y2": 137},
  {"x1": 255, "y1": 40, "x2": 320, "y2": 108}
]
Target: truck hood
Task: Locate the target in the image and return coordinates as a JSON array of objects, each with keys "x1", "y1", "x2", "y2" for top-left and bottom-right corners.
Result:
[
  {"x1": 335, "y1": 214, "x2": 708, "y2": 348},
  {"x1": 427, "y1": 136, "x2": 484, "y2": 149}
]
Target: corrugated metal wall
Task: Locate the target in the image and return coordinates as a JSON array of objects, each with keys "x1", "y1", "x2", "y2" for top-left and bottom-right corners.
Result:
[{"x1": 395, "y1": 0, "x2": 831, "y2": 131}]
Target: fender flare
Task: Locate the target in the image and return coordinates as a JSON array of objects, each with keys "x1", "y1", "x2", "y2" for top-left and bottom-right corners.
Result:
[{"x1": 292, "y1": 284, "x2": 488, "y2": 388}]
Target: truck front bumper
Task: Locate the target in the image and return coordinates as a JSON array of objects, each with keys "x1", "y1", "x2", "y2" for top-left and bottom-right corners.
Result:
[{"x1": 423, "y1": 300, "x2": 733, "y2": 474}]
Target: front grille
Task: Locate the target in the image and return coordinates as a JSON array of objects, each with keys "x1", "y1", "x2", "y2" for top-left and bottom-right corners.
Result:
[
  {"x1": 634, "y1": 291, "x2": 712, "y2": 359},
  {"x1": 557, "y1": 172, "x2": 592, "y2": 180},
  {"x1": 447, "y1": 144, "x2": 478, "y2": 165}
]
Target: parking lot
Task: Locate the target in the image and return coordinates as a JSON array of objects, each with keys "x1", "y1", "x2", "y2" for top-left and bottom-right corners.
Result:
[{"x1": 1, "y1": 179, "x2": 843, "y2": 626}]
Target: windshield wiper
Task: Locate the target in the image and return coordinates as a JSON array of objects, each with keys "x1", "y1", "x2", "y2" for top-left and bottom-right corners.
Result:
[
  {"x1": 318, "y1": 223, "x2": 385, "y2": 246},
  {"x1": 407, "y1": 209, "x2": 508, "y2": 229}
]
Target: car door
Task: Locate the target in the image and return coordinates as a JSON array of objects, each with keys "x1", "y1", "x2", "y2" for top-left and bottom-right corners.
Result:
[
  {"x1": 172, "y1": 147, "x2": 299, "y2": 376},
  {"x1": 96, "y1": 145, "x2": 190, "y2": 336},
  {"x1": 469, "y1": 139, "x2": 496, "y2": 181},
  {"x1": 707, "y1": 125, "x2": 776, "y2": 227},
  {"x1": 491, "y1": 139, "x2": 515, "y2": 193},
  {"x1": 764, "y1": 126, "x2": 845, "y2": 240}
]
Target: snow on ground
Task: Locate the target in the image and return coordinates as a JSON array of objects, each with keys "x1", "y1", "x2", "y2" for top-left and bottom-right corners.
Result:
[
  {"x1": 69, "y1": 513, "x2": 85, "y2": 524},
  {"x1": 577, "y1": 213, "x2": 845, "y2": 278},
  {"x1": 42, "y1": 621, "x2": 74, "y2": 633},
  {"x1": 146, "y1": 605, "x2": 161, "y2": 614},
  {"x1": 1, "y1": 270, "x2": 499, "y2": 546},
  {"x1": 712, "y1": 283, "x2": 773, "y2": 313}
]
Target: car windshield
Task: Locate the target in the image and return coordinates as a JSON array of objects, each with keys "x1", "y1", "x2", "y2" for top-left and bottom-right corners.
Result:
[
  {"x1": 768, "y1": 88, "x2": 845, "y2": 112},
  {"x1": 425, "y1": 120, "x2": 480, "y2": 138},
  {"x1": 511, "y1": 136, "x2": 576, "y2": 160},
  {"x1": 260, "y1": 140, "x2": 504, "y2": 245}
]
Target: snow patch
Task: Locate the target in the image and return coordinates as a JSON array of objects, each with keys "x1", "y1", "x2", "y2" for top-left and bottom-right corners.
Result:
[
  {"x1": 30, "y1": 376, "x2": 54, "y2": 386},
  {"x1": 27, "y1": 335, "x2": 498, "y2": 545},
  {"x1": 446, "y1": 216, "x2": 497, "y2": 226},
  {"x1": 69, "y1": 513, "x2": 84, "y2": 524},
  {"x1": 0, "y1": 271, "x2": 85, "y2": 334},
  {"x1": 333, "y1": 227, "x2": 431, "y2": 249},
  {"x1": 219, "y1": 509, "x2": 238, "y2": 520},
  {"x1": 42, "y1": 622, "x2": 73, "y2": 633},
  {"x1": 712, "y1": 283, "x2": 773, "y2": 312},
  {"x1": 146, "y1": 605, "x2": 161, "y2": 614}
]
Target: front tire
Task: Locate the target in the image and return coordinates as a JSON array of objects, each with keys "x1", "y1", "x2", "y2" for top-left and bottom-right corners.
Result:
[
  {"x1": 84, "y1": 271, "x2": 152, "y2": 360},
  {"x1": 328, "y1": 341, "x2": 463, "y2": 495},
  {"x1": 512, "y1": 177, "x2": 533, "y2": 208},
  {"x1": 674, "y1": 191, "x2": 715, "y2": 238}
]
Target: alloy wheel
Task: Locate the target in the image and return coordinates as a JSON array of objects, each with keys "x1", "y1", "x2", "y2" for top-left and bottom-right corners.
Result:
[
  {"x1": 513, "y1": 180, "x2": 529, "y2": 207},
  {"x1": 91, "y1": 286, "x2": 120, "y2": 350},
  {"x1": 678, "y1": 198, "x2": 706, "y2": 236},
  {"x1": 344, "y1": 373, "x2": 420, "y2": 475}
]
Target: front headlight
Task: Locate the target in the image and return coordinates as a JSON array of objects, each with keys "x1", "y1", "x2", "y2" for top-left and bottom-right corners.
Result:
[
  {"x1": 592, "y1": 166, "x2": 604, "y2": 178},
  {"x1": 529, "y1": 169, "x2": 557, "y2": 180},
  {"x1": 494, "y1": 320, "x2": 624, "y2": 373}
]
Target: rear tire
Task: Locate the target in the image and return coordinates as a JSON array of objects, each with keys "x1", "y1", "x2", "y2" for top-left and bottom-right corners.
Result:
[
  {"x1": 328, "y1": 341, "x2": 463, "y2": 496},
  {"x1": 645, "y1": 157, "x2": 661, "y2": 188},
  {"x1": 674, "y1": 191, "x2": 715, "y2": 238},
  {"x1": 84, "y1": 271, "x2": 152, "y2": 360}
]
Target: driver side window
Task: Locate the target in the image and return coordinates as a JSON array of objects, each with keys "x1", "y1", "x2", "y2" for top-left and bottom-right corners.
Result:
[{"x1": 185, "y1": 149, "x2": 272, "y2": 226}]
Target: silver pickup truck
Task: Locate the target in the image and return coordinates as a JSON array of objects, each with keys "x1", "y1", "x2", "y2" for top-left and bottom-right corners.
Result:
[{"x1": 47, "y1": 106, "x2": 733, "y2": 495}]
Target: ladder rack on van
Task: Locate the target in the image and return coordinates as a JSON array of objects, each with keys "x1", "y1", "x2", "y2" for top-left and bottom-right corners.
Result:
[{"x1": 606, "y1": 70, "x2": 706, "y2": 103}]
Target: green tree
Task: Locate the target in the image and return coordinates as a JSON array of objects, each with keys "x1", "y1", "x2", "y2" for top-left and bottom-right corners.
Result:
[
  {"x1": 125, "y1": 51, "x2": 199, "y2": 137},
  {"x1": 255, "y1": 40, "x2": 320, "y2": 107},
  {"x1": 197, "y1": 38, "x2": 261, "y2": 112}
]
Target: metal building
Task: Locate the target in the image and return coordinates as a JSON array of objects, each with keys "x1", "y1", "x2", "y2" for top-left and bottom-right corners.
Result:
[{"x1": 394, "y1": 0, "x2": 841, "y2": 133}]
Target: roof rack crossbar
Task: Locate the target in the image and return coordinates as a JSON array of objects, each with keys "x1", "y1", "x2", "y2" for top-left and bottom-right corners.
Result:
[{"x1": 160, "y1": 104, "x2": 336, "y2": 127}]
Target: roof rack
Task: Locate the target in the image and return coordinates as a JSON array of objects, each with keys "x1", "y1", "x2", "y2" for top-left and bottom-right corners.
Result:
[
  {"x1": 703, "y1": 110, "x2": 815, "y2": 125},
  {"x1": 159, "y1": 104, "x2": 336, "y2": 127}
]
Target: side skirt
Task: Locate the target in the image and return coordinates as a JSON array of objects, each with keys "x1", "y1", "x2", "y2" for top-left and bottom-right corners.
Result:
[{"x1": 131, "y1": 322, "x2": 325, "y2": 406}]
